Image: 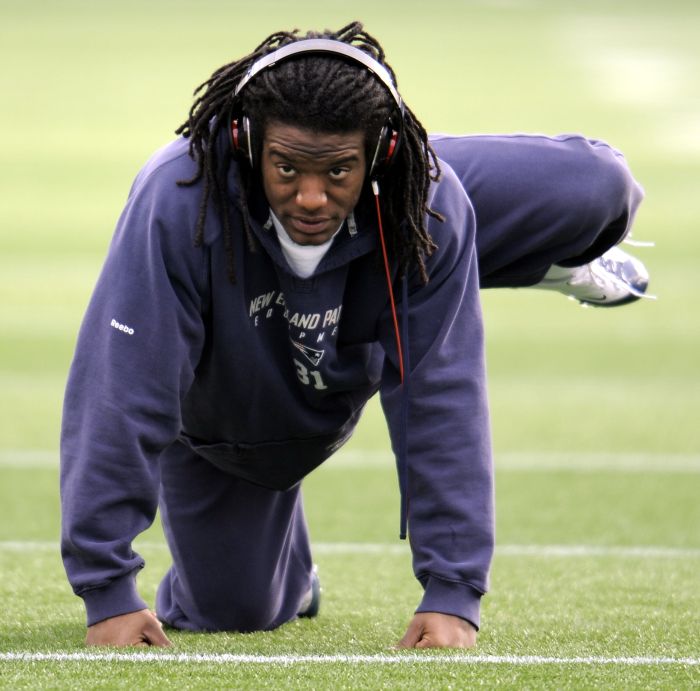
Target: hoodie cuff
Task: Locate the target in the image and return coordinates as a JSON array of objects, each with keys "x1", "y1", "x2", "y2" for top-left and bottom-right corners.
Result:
[
  {"x1": 81, "y1": 573, "x2": 149, "y2": 627},
  {"x1": 415, "y1": 575, "x2": 483, "y2": 630}
]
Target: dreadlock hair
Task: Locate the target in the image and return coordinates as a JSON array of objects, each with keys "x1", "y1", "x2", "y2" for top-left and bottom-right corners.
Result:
[{"x1": 175, "y1": 21, "x2": 442, "y2": 283}]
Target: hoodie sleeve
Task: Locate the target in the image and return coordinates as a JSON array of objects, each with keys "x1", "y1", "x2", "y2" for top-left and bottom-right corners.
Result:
[
  {"x1": 379, "y1": 163, "x2": 494, "y2": 630},
  {"x1": 60, "y1": 149, "x2": 207, "y2": 626}
]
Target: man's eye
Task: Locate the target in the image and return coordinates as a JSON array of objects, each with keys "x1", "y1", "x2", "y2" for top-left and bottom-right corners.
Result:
[
  {"x1": 277, "y1": 164, "x2": 295, "y2": 177},
  {"x1": 329, "y1": 167, "x2": 349, "y2": 180}
]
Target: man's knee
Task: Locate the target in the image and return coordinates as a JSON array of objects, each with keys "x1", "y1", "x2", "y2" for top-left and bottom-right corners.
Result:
[
  {"x1": 158, "y1": 566, "x2": 302, "y2": 633},
  {"x1": 194, "y1": 584, "x2": 287, "y2": 632}
]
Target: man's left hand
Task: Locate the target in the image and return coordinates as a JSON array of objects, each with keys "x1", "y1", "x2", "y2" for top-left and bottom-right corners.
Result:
[{"x1": 397, "y1": 612, "x2": 477, "y2": 649}]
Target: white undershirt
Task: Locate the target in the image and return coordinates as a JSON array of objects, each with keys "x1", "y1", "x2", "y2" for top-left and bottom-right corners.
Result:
[{"x1": 271, "y1": 211, "x2": 343, "y2": 279}]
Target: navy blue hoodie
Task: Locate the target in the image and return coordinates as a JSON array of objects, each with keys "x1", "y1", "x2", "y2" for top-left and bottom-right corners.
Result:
[{"x1": 60, "y1": 135, "x2": 493, "y2": 629}]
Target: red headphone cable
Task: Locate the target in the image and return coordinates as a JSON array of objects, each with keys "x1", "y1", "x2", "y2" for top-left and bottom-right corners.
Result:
[{"x1": 372, "y1": 179, "x2": 404, "y2": 384}]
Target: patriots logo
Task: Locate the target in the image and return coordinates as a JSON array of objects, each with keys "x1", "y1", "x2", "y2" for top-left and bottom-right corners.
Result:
[{"x1": 291, "y1": 340, "x2": 325, "y2": 367}]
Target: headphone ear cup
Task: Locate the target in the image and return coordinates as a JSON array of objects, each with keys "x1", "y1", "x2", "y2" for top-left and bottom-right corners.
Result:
[
  {"x1": 231, "y1": 115, "x2": 254, "y2": 167},
  {"x1": 368, "y1": 125, "x2": 400, "y2": 179}
]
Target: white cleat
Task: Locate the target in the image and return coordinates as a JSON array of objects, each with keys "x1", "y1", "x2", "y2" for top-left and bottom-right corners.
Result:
[{"x1": 538, "y1": 246, "x2": 656, "y2": 307}]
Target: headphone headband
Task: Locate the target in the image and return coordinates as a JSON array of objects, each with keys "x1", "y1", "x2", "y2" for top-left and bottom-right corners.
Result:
[
  {"x1": 230, "y1": 37, "x2": 404, "y2": 178},
  {"x1": 234, "y1": 38, "x2": 404, "y2": 114}
]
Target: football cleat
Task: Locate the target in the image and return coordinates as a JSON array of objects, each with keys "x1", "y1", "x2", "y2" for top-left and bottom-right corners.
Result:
[
  {"x1": 297, "y1": 565, "x2": 321, "y2": 618},
  {"x1": 537, "y1": 246, "x2": 655, "y2": 307}
]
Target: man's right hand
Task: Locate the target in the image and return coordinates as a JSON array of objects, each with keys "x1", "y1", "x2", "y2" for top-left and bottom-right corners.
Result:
[{"x1": 85, "y1": 609, "x2": 172, "y2": 647}]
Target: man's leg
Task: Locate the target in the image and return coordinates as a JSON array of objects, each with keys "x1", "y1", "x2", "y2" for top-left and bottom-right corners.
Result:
[
  {"x1": 430, "y1": 132, "x2": 651, "y2": 303},
  {"x1": 155, "y1": 440, "x2": 314, "y2": 632}
]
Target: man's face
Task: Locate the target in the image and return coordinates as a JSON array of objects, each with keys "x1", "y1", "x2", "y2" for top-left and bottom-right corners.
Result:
[{"x1": 261, "y1": 121, "x2": 367, "y2": 245}]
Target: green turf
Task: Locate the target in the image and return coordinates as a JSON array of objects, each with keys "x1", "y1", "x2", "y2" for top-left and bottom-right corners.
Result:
[
  {"x1": 1, "y1": 0, "x2": 699, "y2": 687},
  {"x1": 1, "y1": 464, "x2": 699, "y2": 688}
]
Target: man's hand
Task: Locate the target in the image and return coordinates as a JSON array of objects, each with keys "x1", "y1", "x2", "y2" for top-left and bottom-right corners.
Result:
[
  {"x1": 85, "y1": 609, "x2": 172, "y2": 647},
  {"x1": 397, "y1": 612, "x2": 477, "y2": 649}
]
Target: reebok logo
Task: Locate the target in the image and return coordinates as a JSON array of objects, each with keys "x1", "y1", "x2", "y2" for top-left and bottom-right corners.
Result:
[{"x1": 110, "y1": 318, "x2": 135, "y2": 335}]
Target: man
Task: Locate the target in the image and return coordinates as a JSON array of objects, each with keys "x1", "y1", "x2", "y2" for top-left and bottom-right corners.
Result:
[{"x1": 60, "y1": 22, "x2": 648, "y2": 649}]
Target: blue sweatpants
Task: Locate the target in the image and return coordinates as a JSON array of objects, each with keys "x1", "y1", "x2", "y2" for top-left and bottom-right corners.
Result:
[
  {"x1": 433, "y1": 133, "x2": 644, "y2": 287},
  {"x1": 156, "y1": 440, "x2": 312, "y2": 632}
]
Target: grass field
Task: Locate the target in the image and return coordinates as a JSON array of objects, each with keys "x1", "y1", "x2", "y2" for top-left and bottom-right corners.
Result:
[{"x1": 1, "y1": 0, "x2": 699, "y2": 688}]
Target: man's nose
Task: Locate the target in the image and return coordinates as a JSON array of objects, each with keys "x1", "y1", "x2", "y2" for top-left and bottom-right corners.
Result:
[{"x1": 296, "y1": 175, "x2": 327, "y2": 212}]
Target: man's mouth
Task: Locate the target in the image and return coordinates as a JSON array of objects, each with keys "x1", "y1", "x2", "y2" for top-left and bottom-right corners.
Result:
[{"x1": 290, "y1": 217, "x2": 332, "y2": 235}]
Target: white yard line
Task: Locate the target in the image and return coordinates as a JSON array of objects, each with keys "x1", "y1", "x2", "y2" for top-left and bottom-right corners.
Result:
[
  {"x1": 3, "y1": 449, "x2": 700, "y2": 472},
  {"x1": 2, "y1": 541, "x2": 699, "y2": 559},
  {"x1": 315, "y1": 543, "x2": 700, "y2": 559},
  {"x1": 493, "y1": 451, "x2": 700, "y2": 474},
  {"x1": 494, "y1": 544, "x2": 700, "y2": 558},
  {"x1": 0, "y1": 651, "x2": 698, "y2": 666},
  {"x1": 0, "y1": 450, "x2": 58, "y2": 467}
]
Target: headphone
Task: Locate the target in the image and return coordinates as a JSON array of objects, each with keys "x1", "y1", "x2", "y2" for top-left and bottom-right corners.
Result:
[{"x1": 229, "y1": 38, "x2": 405, "y2": 179}]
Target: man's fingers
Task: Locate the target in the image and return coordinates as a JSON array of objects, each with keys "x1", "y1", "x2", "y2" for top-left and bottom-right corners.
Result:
[
  {"x1": 396, "y1": 619, "x2": 423, "y2": 648},
  {"x1": 144, "y1": 627, "x2": 172, "y2": 647},
  {"x1": 398, "y1": 612, "x2": 478, "y2": 649},
  {"x1": 143, "y1": 613, "x2": 172, "y2": 647},
  {"x1": 85, "y1": 609, "x2": 172, "y2": 648}
]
